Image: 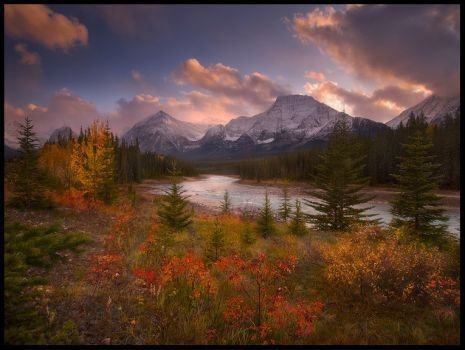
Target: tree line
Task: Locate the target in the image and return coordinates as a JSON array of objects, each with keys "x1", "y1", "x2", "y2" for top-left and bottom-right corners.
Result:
[
  {"x1": 7, "y1": 118, "x2": 197, "y2": 207},
  {"x1": 237, "y1": 112, "x2": 460, "y2": 190},
  {"x1": 157, "y1": 114, "x2": 450, "y2": 249}
]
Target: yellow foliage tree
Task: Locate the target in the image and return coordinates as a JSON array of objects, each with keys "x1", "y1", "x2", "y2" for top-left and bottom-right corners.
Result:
[
  {"x1": 39, "y1": 141, "x2": 74, "y2": 189},
  {"x1": 71, "y1": 120, "x2": 116, "y2": 203}
]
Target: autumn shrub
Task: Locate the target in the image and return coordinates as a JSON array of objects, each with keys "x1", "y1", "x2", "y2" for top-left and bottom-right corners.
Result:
[
  {"x1": 319, "y1": 225, "x2": 458, "y2": 308},
  {"x1": 51, "y1": 189, "x2": 103, "y2": 211},
  {"x1": 215, "y1": 252, "x2": 323, "y2": 344},
  {"x1": 102, "y1": 203, "x2": 137, "y2": 254}
]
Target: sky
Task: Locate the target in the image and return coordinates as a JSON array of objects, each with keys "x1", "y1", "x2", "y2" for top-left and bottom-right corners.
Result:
[{"x1": 4, "y1": 4, "x2": 460, "y2": 143}]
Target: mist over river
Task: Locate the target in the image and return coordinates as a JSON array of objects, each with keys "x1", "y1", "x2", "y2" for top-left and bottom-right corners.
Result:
[{"x1": 148, "y1": 175, "x2": 460, "y2": 237}]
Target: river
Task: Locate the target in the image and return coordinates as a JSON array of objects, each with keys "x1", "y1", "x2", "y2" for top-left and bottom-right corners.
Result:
[{"x1": 148, "y1": 174, "x2": 460, "y2": 236}]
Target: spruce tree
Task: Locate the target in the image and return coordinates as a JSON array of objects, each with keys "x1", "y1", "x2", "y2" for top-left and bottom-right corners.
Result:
[
  {"x1": 278, "y1": 182, "x2": 291, "y2": 222},
  {"x1": 289, "y1": 199, "x2": 308, "y2": 236},
  {"x1": 256, "y1": 191, "x2": 276, "y2": 238},
  {"x1": 10, "y1": 116, "x2": 46, "y2": 208},
  {"x1": 390, "y1": 115, "x2": 448, "y2": 240},
  {"x1": 220, "y1": 189, "x2": 232, "y2": 215},
  {"x1": 305, "y1": 118, "x2": 378, "y2": 231},
  {"x1": 157, "y1": 162, "x2": 193, "y2": 232},
  {"x1": 206, "y1": 218, "x2": 226, "y2": 261},
  {"x1": 241, "y1": 221, "x2": 256, "y2": 245}
]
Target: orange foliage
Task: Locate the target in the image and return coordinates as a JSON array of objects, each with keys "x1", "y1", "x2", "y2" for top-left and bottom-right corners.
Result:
[
  {"x1": 216, "y1": 252, "x2": 322, "y2": 342},
  {"x1": 320, "y1": 225, "x2": 453, "y2": 305},
  {"x1": 160, "y1": 252, "x2": 218, "y2": 298},
  {"x1": 425, "y1": 273, "x2": 460, "y2": 308},
  {"x1": 51, "y1": 189, "x2": 102, "y2": 211},
  {"x1": 223, "y1": 296, "x2": 254, "y2": 328},
  {"x1": 87, "y1": 253, "x2": 124, "y2": 283},
  {"x1": 103, "y1": 203, "x2": 137, "y2": 252},
  {"x1": 133, "y1": 267, "x2": 159, "y2": 287}
]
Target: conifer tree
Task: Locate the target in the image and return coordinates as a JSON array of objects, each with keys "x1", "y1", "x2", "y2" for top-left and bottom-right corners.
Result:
[
  {"x1": 305, "y1": 118, "x2": 378, "y2": 231},
  {"x1": 256, "y1": 191, "x2": 276, "y2": 238},
  {"x1": 220, "y1": 189, "x2": 232, "y2": 215},
  {"x1": 157, "y1": 162, "x2": 193, "y2": 232},
  {"x1": 241, "y1": 221, "x2": 256, "y2": 246},
  {"x1": 289, "y1": 199, "x2": 308, "y2": 236},
  {"x1": 10, "y1": 116, "x2": 46, "y2": 208},
  {"x1": 278, "y1": 181, "x2": 291, "y2": 222},
  {"x1": 206, "y1": 218, "x2": 226, "y2": 261},
  {"x1": 390, "y1": 115, "x2": 448, "y2": 240}
]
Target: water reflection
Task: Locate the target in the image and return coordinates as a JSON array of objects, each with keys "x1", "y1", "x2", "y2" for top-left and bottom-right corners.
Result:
[{"x1": 149, "y1": 175, "x2": 460, "y2": 236}]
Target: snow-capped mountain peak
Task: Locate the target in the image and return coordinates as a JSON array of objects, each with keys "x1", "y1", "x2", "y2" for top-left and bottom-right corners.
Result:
[
  {"x1": 386, "y1": 95, "x2": 460, "y2": 128},
  {"x1": 122, "y1": 110, "x2": 212, "y2": 153}
]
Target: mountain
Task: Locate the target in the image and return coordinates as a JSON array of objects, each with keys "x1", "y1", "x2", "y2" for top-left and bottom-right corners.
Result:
[
  {"x1": 386, "y1": 95, "x2": 460, "y2": 128},
  {"x1": 122, "y1": 111, "x2": 212, "y2": 154},
  {"x1": 48, "y1": 126, "x2": 76, "y2": 143},
  {"x1": 4, "y1": 144, "x2": 21, "y2": 160},
  {"x1": 123, "y1": 95, "x2": 389, "y2": 159}
]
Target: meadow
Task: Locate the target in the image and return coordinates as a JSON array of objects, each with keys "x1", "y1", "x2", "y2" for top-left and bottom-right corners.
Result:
[{"x1": 4, "y1": 184, "x2": 460, "y2": 345}]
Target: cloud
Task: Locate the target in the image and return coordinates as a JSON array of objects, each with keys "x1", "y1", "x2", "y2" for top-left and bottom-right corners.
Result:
[
  {"x1": 304, "y1": 70, "x2": 326, "y2": 82},
  {"x1": 131, "y1": 69, "x2": 144, "y2": 82},
  {"x1": 96, "y1": 5, "x2": 166, "y2": 38},
  {"x1": 4, "y1": 89, "x2": 102, "y2": 146},
  {"x1": 289, "y1": 5, "x2": 460, "y2": 96},
  {"x1": 14, "y1": 43, "x2": 40, "y2": 65},
  {"x1": 305, "y1": 80, "x2": 430, "y2": 122},
  {"x1": 165, "y1": 91, "x2": 248, "y2": 125},
  {"x1": 5, "y1": 4, "x2": 88, "y2": 51},
  {"x1": 113, "y1": 91, "x2": 237, "y2": 130},
  {"x1": 171, "y1": 58, "x2": 292, "y2": 113}
]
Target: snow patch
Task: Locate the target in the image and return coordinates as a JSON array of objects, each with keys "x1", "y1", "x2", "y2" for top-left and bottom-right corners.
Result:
[{"x1": 257, "y1": 138, "x2": 274, "y2": 144}]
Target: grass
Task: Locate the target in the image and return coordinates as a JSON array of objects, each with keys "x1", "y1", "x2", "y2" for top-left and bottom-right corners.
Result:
[{"x1": 3, "y1": 186, "x2": 460, "y2": 345}]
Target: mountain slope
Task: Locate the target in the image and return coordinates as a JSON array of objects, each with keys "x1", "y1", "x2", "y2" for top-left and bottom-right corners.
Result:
[
  {"x1": 122, "y1": 111, "x2": 211, "y2": 153},
  {"x1": 48, "y1": 126, "x2": 76, "y2": 143},
  {"x1": 122, "y1": 95, "x2": 389, "y2": 159},
  {"x1": 386, "y1": 95, "x2": 460, "y2": 128},
  {"x1": 4, "y1": 144, "x2": 20, "y2": 160}
]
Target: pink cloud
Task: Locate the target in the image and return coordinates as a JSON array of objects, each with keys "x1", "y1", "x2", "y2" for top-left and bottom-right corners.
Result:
[
  {"x1": 304, "y1": 70, "x2": 326, "y2": 82},
  {"x1": 304, "y1": 80, "x2": 429, "y2": 122},
  {"x1": 14, "y1": 43, "x2": 40, "y2": 65},
  {"x1": 4, "y1": 89, "x2": 102, "y2": 146},
  {"x1": 290, "y1": 5, "x2": 459, "y2": 96},
  {"x1": 171, "y1": 58, "x2": 292, "y2": 112},
  {"x1": 5, "y1": 4, "x2": 88, "y2": 51},
  {"x1": 131, "y1": 69, "x2": 144, "y2": 83}
]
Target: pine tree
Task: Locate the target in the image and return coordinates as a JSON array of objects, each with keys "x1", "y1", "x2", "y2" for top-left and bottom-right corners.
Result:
[
  {"x1": 157, "y1": 162, "x2": 193, "y2": 232},
  {"x1": 241, "y1": 221, "x2": 256, "y2": 245},
  {"x1": 278, "y1": 182, "x2": 291, "y2": 222},
  {"x1": 256, "y1": 191, "x2": 276, "y2": 238},
  {"x1": 289, "y1": 199, "x2": 308, "y2": 236},
  {"x1": 220, "y1": 189, "x2": 232, "y2": 215},
  {"x1": 206, "y1": 219, "x2": 226, "y2": 261},
  {"x1": 390, "y1": 115, "x2": 448, "y2": 240},
  {"x1": 10, "y1": 116, "x2": 46, "y2": 208},
  {"x1": 305, "y1": 118, "x2": 378, "y2": 231}
]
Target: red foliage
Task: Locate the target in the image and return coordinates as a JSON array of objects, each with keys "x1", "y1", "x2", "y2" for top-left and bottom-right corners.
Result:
[
  {"x1": 103, "y1": 203, "x2": 137, "y2": 251},
  {"x1": 223, "y1": 296, "x2": 254, "y2": 328},
  {"x1": 216, "y1": 252, "x2": 323, "y2": 341},
  {"x1": 133, "y1": 267, "x2": 159, "y2": 287},
  {"x1": 52, "y1": 189, "x2": 102, "y2": 211},
  {"x1": 425, "y1": 273, "x2": 460, "y2": 307},
  {"x1": 160, "y1": 252, "x2": 217, "y2": 298},
  {"x1": 87, "y1": 253, "x2": 124, "y2": 283}
]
